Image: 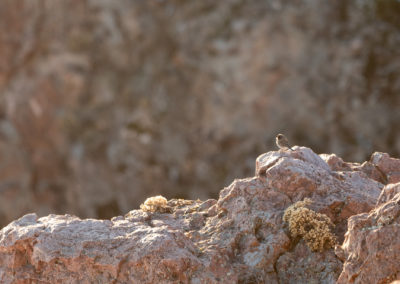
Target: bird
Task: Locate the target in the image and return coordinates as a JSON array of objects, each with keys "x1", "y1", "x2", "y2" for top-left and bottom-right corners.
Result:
[{"x1": 276, "y1": 134, "x2": 293, "y2": 151}]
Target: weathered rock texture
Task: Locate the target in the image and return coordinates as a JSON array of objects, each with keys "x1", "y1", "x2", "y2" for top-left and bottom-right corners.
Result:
[
  {"x1": 337, "y1": 182, "x2": 400, "y2": 284},
  {"x1": 1, "y1": 147, "x2": 399, "y2": 283},
  {"x1": 0, "y1": 0, "x2": 399, "y2": 227}
]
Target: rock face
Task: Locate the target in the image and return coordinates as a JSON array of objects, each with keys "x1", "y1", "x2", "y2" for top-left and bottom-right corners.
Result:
[
  {"x1": 0, "y1": 0, "x2": 400, "y2": 227},
  {"x1": 2, "y1": 147, "x2": 398, "y2": 283},
  {"x1": 337, "y1": 182, "x2": 400, "y2": 284}
]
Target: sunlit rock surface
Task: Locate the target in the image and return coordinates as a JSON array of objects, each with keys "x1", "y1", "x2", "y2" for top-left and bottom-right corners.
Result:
[{"x1": 2, "y1": 147, "x2": 398, "y2": 283}]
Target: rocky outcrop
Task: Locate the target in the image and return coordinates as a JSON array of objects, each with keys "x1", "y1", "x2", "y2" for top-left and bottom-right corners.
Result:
[
  {"x1": 0, "y1": 0, "x2": 399, "y2": 227},
  {"x1": 337, "y1": 182, "x2": 400, "y2": 283},
  {"x1": 2, "y1": 147, "x2": 398, "y2": 283}
]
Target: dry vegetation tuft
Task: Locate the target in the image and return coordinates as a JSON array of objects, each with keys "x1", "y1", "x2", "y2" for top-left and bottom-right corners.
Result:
[
  {"x1": 283, "y1": 198, "x2": 337, "y2": 252},
  {"x1": 140, "y1": 195, "x2": 170, "y2": 213}
]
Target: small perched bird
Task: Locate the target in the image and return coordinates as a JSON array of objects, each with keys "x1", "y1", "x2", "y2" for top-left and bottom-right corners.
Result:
[{"x1": 276, "y1": 134, "x2": 293, "y2": 151}]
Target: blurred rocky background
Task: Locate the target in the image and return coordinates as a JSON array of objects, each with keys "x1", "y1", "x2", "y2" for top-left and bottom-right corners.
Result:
[{"x1": 0, "y1": 0, "x2": 399, "y2": 227}]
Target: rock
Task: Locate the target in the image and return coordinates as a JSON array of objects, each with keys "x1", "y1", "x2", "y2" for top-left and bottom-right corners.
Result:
[
  {"x1": 320, "y1": 153, "x2": 351, "y2": 172},
  {"x1": 0, "y1": 147, "x2": 391, "y2": 283},
  {"x1": 0, "y1": 0, "x2": 400, "y2": 228},
  {"x1": 376, "y1": 182, "x2": 400, "y2": 206},
  {"x1": 257, "y1": 147, "x2": 382, "y2": 243},
  {"x1": 276, "y1": 242, "x2": 342, "y2": 284},
  {"x1": 320, "y1": 153, "x2": 386, "y2": 184},
  {"x1": 371, "y1": 152, "x2": 400, "y2": 184},
  {"x1": 337, "y1": 191, "x2": 400, "y2": 283}
]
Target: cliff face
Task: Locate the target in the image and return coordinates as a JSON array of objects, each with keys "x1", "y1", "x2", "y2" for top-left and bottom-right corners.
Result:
[
  {"x1": 0, "y1": 0, "x2": 399, "y2": 227},
  {"x1": 1, "y1": 147, "x2": 399, "y2": 283}
]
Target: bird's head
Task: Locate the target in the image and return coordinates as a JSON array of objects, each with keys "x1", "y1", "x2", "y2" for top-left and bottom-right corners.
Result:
[{"x1": 276, "y1": 134, "x2": 285, "y2": 140}]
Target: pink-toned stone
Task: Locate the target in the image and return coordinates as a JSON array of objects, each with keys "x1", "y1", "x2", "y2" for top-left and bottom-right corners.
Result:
[
  {"x1": 337, "y1": 192, "x2": 400, "y2": 284},
  {"x1": 0, "y1": 147, "x2": 394, "y2": 283},
  {"x1": 276, "y1": 242, "x2": 342, "y2": 283},
  {"x1": 257, "y1": 147, "x2": 382, "y2": 228},
  {"x1": 320, "y1": 153, "x2": 351, "y2": 171},
  {"x1": 320, "y1": 153, "x2": 386, "y2": 184},
  {"x1": 371, "y1": 152, "x2": 400, "y2": 184},
  {"x1": 256, "y1": 146, "x2": 331, "y2": 176},
  {"x1": 376, "y1": 182, "x2": 400, "y2": 206}
]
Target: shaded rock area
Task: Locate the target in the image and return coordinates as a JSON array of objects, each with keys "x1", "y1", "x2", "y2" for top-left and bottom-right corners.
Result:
[
  {"x1": 1, "y1": 147, "x2": 399, "y2": 283},
  {"x1": 337, "y1": 182, "x2": 400, "y2": 284},
  {"x1": 0, "y1": 0, "x2": 400, "y2": 227}
]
